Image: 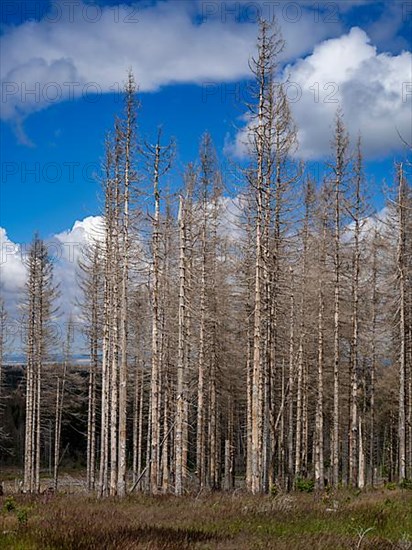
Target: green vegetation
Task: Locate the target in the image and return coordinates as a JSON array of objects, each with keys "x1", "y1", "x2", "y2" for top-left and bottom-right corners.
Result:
[
  {"x1": 0, "y1": 488, "x2": 411, "y2": 549},
  {"x1": 295, "y1": 477, "x2": 315, "y2": 493}
]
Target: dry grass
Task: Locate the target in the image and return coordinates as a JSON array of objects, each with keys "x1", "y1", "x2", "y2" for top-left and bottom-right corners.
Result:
[{"x1": 0, "y1": 487, "x2": 411, "y2": 549}]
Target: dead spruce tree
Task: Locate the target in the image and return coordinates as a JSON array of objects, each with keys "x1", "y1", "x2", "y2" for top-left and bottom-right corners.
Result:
[
  {"x1": 396, "y1": 162, "x2": 408, "y2": 482},
  {"x1": 143, "y1": 129, "x2": 174, "y2": 494},
  {"x1": 247, "y1": 18, "x2": 281, "y2": 494},
  {"x1": 313, "y1": 182, "x2": 331, "y2": 490},
  {"x1": 22, "y1": 235, "x2": 59, "y2": 493},
  {"x1": 0, "y1": 297, "x2": 7, "y2": 447},
  {"x1": 78, "y1": 238, "x2": 104, "y2": 492},
  {"x1": 367, "y1": 227, "x2": 382, "y2": 485},
  {"x1": 347, "y1": 136, "x2": 369, "y2": 488},
  {"x1": 98, "y1": 72, "x2": 138, "y2": 497},
  {"x1": 328, "y1": 111, "x2": 350, "y2": 487},
  {"x1": 193, "y1": 132, "x2": 225, "y2": 490},
  {"x1": 245, "y1": 19, "x2": 297, "y2": 493},
  {"x1": 294, "y1": 178, "x2": 316, "y2": 483},
  {"x1": 175, "y1": 182, "x2": 189, "y2": 495},
  {"x1": 0, "y1": 297, "x2": 5, "y2": 411},
  {"x1": 53, "y1": 318, "x2": 73, "y2": 492}
]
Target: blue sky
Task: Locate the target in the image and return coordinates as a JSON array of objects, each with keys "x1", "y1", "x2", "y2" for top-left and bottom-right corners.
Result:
[
  {"x1": 0, "y1": 1, "x2": 411, "y2": 319},
  {"x1": 1, "y1": 0, "x2": 411, "y2": 242},
  {"x1": 1, "y1": 0, "x2": 411, "y2": 244}
]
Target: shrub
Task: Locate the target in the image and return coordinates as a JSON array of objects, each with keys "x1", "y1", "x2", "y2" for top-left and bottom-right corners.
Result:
[
  {"x1": 269, "y1": 484, "x2": 278, "y2": 497},
  {"x1": 3, "y1": 496, "x2": 16, "y2": 512},
  {"x1": 399, "y1": 478, "x2": 412, "y2": 490},
  {"x1": 16, "y1": 507, "x2": 28, "y2": 527},
  {"x1": 295, "y1": 478, "x2": 315, "y2": 493}
]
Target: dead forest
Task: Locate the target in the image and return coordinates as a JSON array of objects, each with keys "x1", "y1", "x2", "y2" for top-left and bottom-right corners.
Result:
[{"x1": 1, "y1": 20, "x2": 411, "y2": 496}]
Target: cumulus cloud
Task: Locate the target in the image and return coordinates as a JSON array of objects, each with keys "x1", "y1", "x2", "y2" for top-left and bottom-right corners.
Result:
[
  {"x1": 0, "y1": 228, "x2": 27, "y2": 293},
  {"x1": 227, "y1": 27, "x2": 412, "y2": 160},
  {"x1": 54, "y1": 215, "x2": 104, "y2": 263},
  {"x1": 0, "y1": 0, "x2": 341, "y2": 142},
  {"x1": 288, "y1": 27, "x2": 411, "y2": 159},
  {"x1": 0, "y1": 1, "x2": 253, "y2": 128},
  {"x1": 0, "y1": 215, "x2": 103, "y2": 292},
  {"x1": 0, "y1": 216, "x2": 104, "y2": 356}
]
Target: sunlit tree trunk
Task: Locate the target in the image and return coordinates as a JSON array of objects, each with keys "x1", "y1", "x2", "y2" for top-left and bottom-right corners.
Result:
[
  {"x1": 331, "y1": 112, "x2": 349, "y2": 486},
  {"x1": 23, "y1": 236, "x2": 58, "y2": 494},
  {"x1": 175, "y1": 194, "x2": 188, "y2": 495},
  {"x1": 397, "y1": 163, "x2": 407, "y2": 482},
  {"x1": 315, "y1": 187, "x2": 328, "y2": 490},
  {"x1": 349, "y1": 138, "x2": 362, "y2": 487}
]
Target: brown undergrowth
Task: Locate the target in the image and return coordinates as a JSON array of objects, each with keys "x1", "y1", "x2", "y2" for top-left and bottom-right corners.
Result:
[{"x1": 0, "y1": 487, "x2": 411, "y2": 549}]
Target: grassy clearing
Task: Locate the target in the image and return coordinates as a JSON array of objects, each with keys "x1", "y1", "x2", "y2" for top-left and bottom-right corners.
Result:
[{"x1": 0, "y1": 488, "x2": 411, "y2": 549}]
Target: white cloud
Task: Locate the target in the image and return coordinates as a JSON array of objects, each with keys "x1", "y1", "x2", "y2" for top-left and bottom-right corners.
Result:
[
  {"x1": 288, "y1": 27, "x2": 411, "y2": 159},
  {"x1": 0, "y1": 0, "x2": 341, "y2": 142},
  {"x1": 0, "y1": 228, "x2": 27, "y2": 293},
  {"x1": 0, "y1": 1, "x2": 253, "y2": 124},
  {"x1": 227, "y1": 27, "x2": 412, "y2": 160},
  {"x1": 0, "y1": 216, "x2": 104, "y2": 355},
  {"x1": 0, "y1": 229, "x2": 27, "y2": 356},
  {"x1": 218, "y1": 195, "x2": 246, "y2": 242},
  {"x1": 54, "y1": 215, "x2": 104, "y2": 263}
]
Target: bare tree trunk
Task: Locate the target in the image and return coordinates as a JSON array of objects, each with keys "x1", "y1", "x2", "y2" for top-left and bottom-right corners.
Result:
[
  {"x1": 109, "y1": 183, "x2": 119, "y2": 496},
  {"x1": 87, "y1": 267, "x2": 98, "y2": 492},
  {"x1": 23, "y1": 277, "x2": 35, "y2": 492},
  {"x1": 161, "y1": 369, "x2": 170, "y2": 492},
  {"x1": 245, "y1": 216, "x2": 254, "y2": 490},
  {"x1": 408, "y1": 293, "x2": 412, "y2": 480},
  {"x1": 297, "y1": 181, "x2": 312, "y2": 479},
  {"x1": 397, "y1": 163, "x2": 407, "y2": 482},
  {"x1": 349, "y1": 138, "x2": 362, "y2": 487},
  {"x1": 295, "y1": 337, "x2": 303, "y2": 479},
  {"x1": 53, "y1": 363, "x2": 66, "y2": 492},
  {"x1": 175, "y1": 195, "x2": 187, "y2": 496},
  {"x1": 331, "y1": 113, "x2": 348, "y2": 486},
  {"x1": 149, "y1": 140, "x2": 162, "y2": 494},
  {"x1": 138, "y1": 364, "x2": 144, "y2": 487},
  {"x1": 250, "y1": 21, "x2": 272, "y2": 495},
  {"x1": 99, "y1": 138, "x2": 114, "y2": 498},
  {"x1": 183, "y1": 185, "x2": 194, "y2": 491},
  {"x1": 0, "y1": 300, "x2": 6, "y2": 423},
  {"x1": 118, "y1": 76, "x2": 135, "y2": 498},
  {"x1": 35, "y1": 357, "x2": 41, "y2": 493},
  {"x1": 209, "y1": 173, "x2": 221, "y2": 490},
  {"x1": 287, "y1": 269, "x2": 295, "y2": 487},
  {"x1": 315, "y1": 192, "x2": 327, "y2": 490},
  {"x1": 35, "y1": 250, "x2": 42, "y2": 493},
  {"x1": 224, "y1": 393, "x2": 234, "y2": 491},
  {"x1": 196, "y1": 174, "x2": 207, "y2": 489},
  {"x1": 246, "y1": 301, "x2": 253, "y2": 490},
  {"x1": 23, "y1": 237, "x2": 58, "y2": 494},
  {"x1": 209, "y1": 361, "x2": 217, "y2": 488},
  {"x1": 161, "y1": 203, "x2": 173, "y2": 492},
  {"x1": 369, "y1": 230, "x2": 378, "y2": 486},
  {"x1": 278, "y1": 359, "x2": 286, "y2": 487},
  {"x1": 132, "y1": 360, "x2": 140, "y2": 486},
  {"x1": 358, "y1": 416, "x2": 365, "y2": 488}
]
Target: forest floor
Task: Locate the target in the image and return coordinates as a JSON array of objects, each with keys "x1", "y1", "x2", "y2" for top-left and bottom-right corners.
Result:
[{"x1": 0, "y1": 485, "x2": 411, "y2": 549}]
